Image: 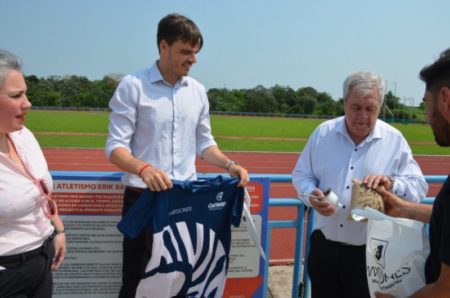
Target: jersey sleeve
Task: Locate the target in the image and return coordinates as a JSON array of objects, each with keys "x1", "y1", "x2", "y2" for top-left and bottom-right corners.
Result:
[{"x1": 117, "y1": 190, "x2": 156, "y2": 239}]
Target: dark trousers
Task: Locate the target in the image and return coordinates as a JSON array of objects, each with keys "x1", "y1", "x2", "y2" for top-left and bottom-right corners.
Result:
[
  {"x1": 0, "y1": 234, "x2": 55, "y2": 298},
  {"x1": 118, "y1": 187, "x2": 153, "y2": 298},
  {"x1": 307, "y1": 230, "x2": 370, "y2": 298}
]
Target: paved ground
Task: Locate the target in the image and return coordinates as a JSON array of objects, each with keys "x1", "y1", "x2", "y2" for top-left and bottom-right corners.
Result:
[{"x1": 268, "y1": 265, "x2": 294, "y2": 298}]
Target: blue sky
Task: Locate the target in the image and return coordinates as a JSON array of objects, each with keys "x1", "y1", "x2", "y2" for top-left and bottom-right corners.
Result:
[{"x1": 1, "y1": 0, "x2": 450, "y2": 106}]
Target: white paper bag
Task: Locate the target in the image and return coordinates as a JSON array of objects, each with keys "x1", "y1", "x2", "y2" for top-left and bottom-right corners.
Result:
[{"x1": 352, "y1": 207, "x2": 430, "y2": 298}]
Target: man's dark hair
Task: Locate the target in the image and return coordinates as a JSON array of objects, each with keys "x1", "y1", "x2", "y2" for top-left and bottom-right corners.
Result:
[
  {"x1": 420, "y1": 48, "x2": 450, "y2": 94},
  {"x1": 157, "y1": 13, "x2": 203, "y2": 52}
]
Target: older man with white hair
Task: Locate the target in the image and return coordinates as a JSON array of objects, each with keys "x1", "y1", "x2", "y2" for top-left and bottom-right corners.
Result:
[{"x1": 292, "y1": 71, "x2": 428, "y2": 298}]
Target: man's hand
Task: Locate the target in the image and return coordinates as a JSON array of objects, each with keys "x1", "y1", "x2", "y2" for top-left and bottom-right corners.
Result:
[
  {"x1": 140, "y1": 165, "x2": 173, "y2": 191},
  {"x1": 375, "y1": 186, "x2": 406, "y2": 217},
  {"x1": 309, "y1": 188, "x2": 335, "y2": 216},
  {"x1": 363, "y1": 174, "x2": 393, "y2": 190},
  {"x1": 228, "y1": 164, "x2": 249, "y2": 187},
  {"x1": 376, "y1": 185, "x2": 432, "y2": 223}
]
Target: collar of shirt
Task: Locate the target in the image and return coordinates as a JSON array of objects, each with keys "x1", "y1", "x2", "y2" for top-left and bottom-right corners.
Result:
[
  {"x1": 335, "y1": 116, "x2": 383, "y2": 146},
  {"x1": 150, "y1": 61, "x2": 189, "y2": 87}
]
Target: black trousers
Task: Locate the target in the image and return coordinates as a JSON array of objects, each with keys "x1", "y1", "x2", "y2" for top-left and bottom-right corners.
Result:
[
  {"x1": 0, "y1": 234, "x2": 55, "y2": 298},
  {"x1": 307, "y1": 230, "x2": 370, "y2": 298},
  {"x1": 118, "y1": 187, "x2": 153, "y2": 298}
]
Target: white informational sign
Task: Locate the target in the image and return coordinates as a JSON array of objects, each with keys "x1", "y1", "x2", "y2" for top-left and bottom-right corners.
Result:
[
  {"x1": 228, "y1": 215, "x2": 262, "y2": 277},
  {"x1": 53, "y1": 215, "x2": 122, "y2": 297},
  {"x1": 52, "y1": 179, "x2": 124, "y2": 298}
]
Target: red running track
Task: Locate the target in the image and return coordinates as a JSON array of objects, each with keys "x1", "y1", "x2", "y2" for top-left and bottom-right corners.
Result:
[{"x1": 43, "y1": 148, "x2": 449, "y2": 263}]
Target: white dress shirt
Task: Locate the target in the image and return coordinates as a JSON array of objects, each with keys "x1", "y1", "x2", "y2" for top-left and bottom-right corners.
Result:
[
  {"x1": 0, "y1": 127, "x2": 54, "y2": 255},
  {"x1": 292, "y1": 116, "x2": 428, "y2": 245},
  {"x1": 105, "y1": 62, "x2": 217, "y2": 187}
]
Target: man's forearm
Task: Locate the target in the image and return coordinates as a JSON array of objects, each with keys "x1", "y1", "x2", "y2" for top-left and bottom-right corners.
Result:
[
  {"x1": 201, "y1": 145, "x2": 230, "y2": 170},
  {"x1": 402, "y1": 201, "x2": 433, "y2": 223},
  {"x1": 109, "y1": 147, "x2": 146, "y2": 176}
]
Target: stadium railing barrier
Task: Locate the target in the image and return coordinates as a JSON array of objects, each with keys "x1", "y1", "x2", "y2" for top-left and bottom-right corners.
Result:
[{"x1": 50, "y1": 171, "x2": 444, "y2": 298}]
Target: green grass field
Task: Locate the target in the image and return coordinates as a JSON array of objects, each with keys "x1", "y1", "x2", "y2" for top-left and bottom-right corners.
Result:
[{"x1": 25, "y1": 110, "x2": 449, "y2": 155}]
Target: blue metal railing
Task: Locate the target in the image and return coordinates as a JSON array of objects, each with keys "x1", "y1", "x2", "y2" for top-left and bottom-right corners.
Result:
[
  {"x1": 264, "y1": 198, "x2": 305, "y2": 298},
  {"x1": 49, "y1": 171, "x2": 446, "y2": 298},
  {"x1": 265, "y1": 174, "x2": 446, "y2": 298}
]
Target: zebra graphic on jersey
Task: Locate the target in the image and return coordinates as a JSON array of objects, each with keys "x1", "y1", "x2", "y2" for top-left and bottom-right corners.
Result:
[
  {"x1": 136, "y1": 222, "x2": 227, "y2": 298},
  {"x1": 117, "y1": 177, "x2": 244, "y2": 298}
]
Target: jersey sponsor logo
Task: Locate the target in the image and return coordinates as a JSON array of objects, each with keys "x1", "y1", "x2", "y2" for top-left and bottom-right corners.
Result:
[
  {"x1": 208, "y1": 192, "x2": 227, "y2": 211},
  {"x1": 208, "y1": 201, "x2": 227, "y2": 211},
  {"x1": 168, "y1": 206, "x2": 193, "y2": 216},
  {"x1": 137, "y1": 222, "x2": 227, "y2": 297}
]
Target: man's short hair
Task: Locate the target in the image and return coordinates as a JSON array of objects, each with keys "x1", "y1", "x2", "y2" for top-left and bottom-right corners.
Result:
[
  {"x1": 157, "y1": 13, "x2": 203, "y2": 52},
  {"x1": 420, "y1": 48, "x2": 450, "y2": 94}
]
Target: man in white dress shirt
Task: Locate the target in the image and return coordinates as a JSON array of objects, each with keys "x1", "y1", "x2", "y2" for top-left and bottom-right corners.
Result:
[
  {"x1": 105, "y1": 13, "x2": 249, "y2": 298},
  {"x1": 292, "y1": 71, "x2": 428, "y2": 298}
]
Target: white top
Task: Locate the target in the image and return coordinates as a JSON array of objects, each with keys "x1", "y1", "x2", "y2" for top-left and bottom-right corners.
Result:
[
  {"x1": 105, "y1": 62, "x2": 217, "y2": 187},
  {"x1": 0, "y1": 127, "x2": 54, "y2": 256},
  {"x1": 292, "y1": 116, "x2": 428, "y2": 245}
]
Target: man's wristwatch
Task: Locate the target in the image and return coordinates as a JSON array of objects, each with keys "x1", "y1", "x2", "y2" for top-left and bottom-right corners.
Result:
[{"x1": 225, "y1": 160, "x2": 240, "y2": 171}]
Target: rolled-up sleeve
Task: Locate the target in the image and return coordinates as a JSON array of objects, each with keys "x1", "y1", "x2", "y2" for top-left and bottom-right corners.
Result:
[
  {"x1": 392, "y1": 139, "x2": 428, "y2": 202},
  {"x1": 105, "y1": 76, "x2": 138, "y2": 159},
  {"x1": 196, "y1": 90, "x2": 217, "y2": 157}
]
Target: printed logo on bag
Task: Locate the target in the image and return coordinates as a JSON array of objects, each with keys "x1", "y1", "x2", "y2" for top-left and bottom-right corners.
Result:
[
  {"x1": 216, "y1": 191, "x2": 224, "y2": 201},
  {"x1": 370, "y1": 238, "x2": 388, "y2": 268},
  {"x1": 367, "y1": 237, "x2": 412, "y2": 290}
]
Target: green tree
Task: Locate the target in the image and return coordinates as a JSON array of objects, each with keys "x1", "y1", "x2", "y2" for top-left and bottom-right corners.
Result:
[
  {"x1": 315, "y1": 100, "x2": 337, "y2": 116},
  {"x1": 26, "y1": 78, "x2": 61, "y2": 106},
  {"x1": 208, "y1": 88, "x2": 245, "y2": 112},
  {"x1": 270, "y1": 85, "x2": 298, "y2": 114},
  {"x1": 243, "y1": 85, "x2": 277, "y2": 113},
  {"x1": 208, "y1": 88, "x2": 228, "y2": 111},
  {"x1": 299, "y1": 95, "x2": 317, "y2": 114},
  {"x1": 57, "y1": 75, "x2": 91, "y2": 107},
  {"x1": 298, "y1": 86, "x2": 319, "y2": 99},
  {"x1": 314, "y1": 91, "x2": 338, "y2": 116}
]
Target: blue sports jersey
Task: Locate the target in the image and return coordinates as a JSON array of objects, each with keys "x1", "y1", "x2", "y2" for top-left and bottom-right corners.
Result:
[{"x1": 117, "y1": 176, "x2": 244, "y2": 298}]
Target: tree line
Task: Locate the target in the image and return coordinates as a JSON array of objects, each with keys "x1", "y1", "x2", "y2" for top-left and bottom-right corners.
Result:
[
  {"x1": 25, "y1": 74, "x2": 120, "y2": 108},
  {"x1": 25, "y1": 74, "x2": 423, "y2": 119}
]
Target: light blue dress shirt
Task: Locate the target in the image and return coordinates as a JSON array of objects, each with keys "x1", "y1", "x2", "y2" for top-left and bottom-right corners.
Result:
[
  {"x1": 105, "y1": 62, "x2": 217, "y2": 187},
  {"x1": 292, "y1": 116, "x2": 428, "y2": 245}
]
